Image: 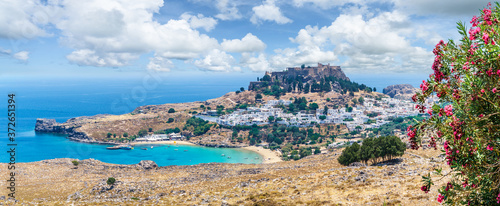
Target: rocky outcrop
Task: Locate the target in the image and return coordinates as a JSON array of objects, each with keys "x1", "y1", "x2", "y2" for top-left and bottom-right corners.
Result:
[
  {"x1": 35, "y1": 118, "x2": 91, "y2": 141},
  {"x1": 382, "y1": 84, "x2": 418, "y2": 101},
  {"x1": 137, "y1": 160, "x2": 158, "y2": 170}
]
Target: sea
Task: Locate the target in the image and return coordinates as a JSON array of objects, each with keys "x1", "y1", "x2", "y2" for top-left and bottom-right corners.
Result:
[{"x1": 0, "y1": 72, "x2": 427, "y2": 166}]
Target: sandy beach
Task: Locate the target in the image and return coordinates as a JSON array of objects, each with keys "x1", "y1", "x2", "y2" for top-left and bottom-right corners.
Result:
[
  {"x1": 130, "y1": 140, "x2": 196, "y2": 146},
  {"x1": 241, "y1": 146, "x2": 282, "y2": 163}
]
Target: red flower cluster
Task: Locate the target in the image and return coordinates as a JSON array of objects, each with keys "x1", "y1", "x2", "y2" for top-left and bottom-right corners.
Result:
[
  {"x1": 437, "y1": 194, "x2": 445, "y2": 203},
  {"x1": 407, "y1": 126, "x2": 419, "y2": 149},
  {"x1": 445, "y1": 182, "x2": 453, "y2": 191},
  {"x1": 432, "y1": 41, "x2": 445, "y2": 82},
  {"x1": 421, "y1": 185, "x2": 430, "y2": 193}
]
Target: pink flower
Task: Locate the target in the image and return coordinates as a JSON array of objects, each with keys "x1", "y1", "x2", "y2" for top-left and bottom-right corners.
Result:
[
  {"x1": 420, "y1": 80, "x2": 429, "y2": 92},
  {"x1": 493, "y1": 88, "x2": 497, "y2": 93},
  {"x1": 437, "y1": 194, "x2": 445, "y2": 203},
  {"x1": 497, "y1": 70, "x2": 500, "y2": 77},
  {"x1": 445, "y1": 105, "x2": 453, "y2": 116},
  {"x1": 481, "y1": 89, "x2": 485, "y2": 93},
  {"x1": 479, "y1": 114, "x2": 484, "y2": 118},
  {"x1": 469, "y1": 27, "x2": 481, "y2": 40},
  {"x1": 483, "y1": 32, "x2": 490, "y2": 44},
  {"x1": 497, "y1": 193, "x2": 500, "y2": 203},
  {"x1": 427, "y1": 109, "x2": 433, "y2": 116},
  {"x1": 487, "y1": 145, "x2": 493, "y2": 151}
]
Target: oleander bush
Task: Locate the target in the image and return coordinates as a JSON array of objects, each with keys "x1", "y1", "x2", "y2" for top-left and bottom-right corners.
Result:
[{"x1": 410, "y1": 3, "x2": 500, "y2": 204}]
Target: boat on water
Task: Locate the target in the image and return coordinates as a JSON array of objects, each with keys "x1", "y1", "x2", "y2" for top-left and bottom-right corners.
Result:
[
  {"x1": 106, "y1": 146, "x2": 120, "y2": 150},
  {"x1": 221, "y1": 154, "x2": 225, "y2": 156},
  {"x1": 227, "y1": 156, "x2": 231, "y2": 159},
  {"x1": 120, "y1": 144, "x2": 133, "y2": 150},
  {"x1": 184, "y1": 150, "x2": 188, "y2": 152},
  {"x1": 141, "y1": 148, "x2": 148, "y2": 150},
  {"x1": 151, "y1": 146, "x2": 153, "y2": 149},
  {"x1": 106, "y1": 144, "x2": 133, "y2": 150},
  {"x1": 174, "y1": 149, "x2": 178, "y2": 151}
]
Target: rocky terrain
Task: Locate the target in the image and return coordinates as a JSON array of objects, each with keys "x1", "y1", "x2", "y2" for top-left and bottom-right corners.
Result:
[
  {"x1": 0, "y1": 148, "x2": 447, "y2": 205},
  {"x1": 382, "y1": 84, "x2": 419, "y2": 101}
]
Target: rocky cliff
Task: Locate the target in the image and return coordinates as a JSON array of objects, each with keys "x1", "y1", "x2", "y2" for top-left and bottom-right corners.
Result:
[
  {"x1": 35, "y1": 118, "x2": 92, "y2": 142},
  {"x1": 382, "y1": 84, "x2": 419, "y2": 101}
]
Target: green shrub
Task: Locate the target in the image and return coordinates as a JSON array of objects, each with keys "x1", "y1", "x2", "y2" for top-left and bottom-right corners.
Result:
[
  {"x1": 168, "y1": 108, "x2": 175, "y2": 113},
  {"x1": 72, "y1": 160, "x2": 79, "y2": 166},
  {"x1": 107, "y1": 177, "x2": 116, "y2": 185}
]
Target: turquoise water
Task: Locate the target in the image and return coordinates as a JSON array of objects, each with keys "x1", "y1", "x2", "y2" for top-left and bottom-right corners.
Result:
[{"x1": 0, "y1": 73, "x2": 426, "y2": 166}]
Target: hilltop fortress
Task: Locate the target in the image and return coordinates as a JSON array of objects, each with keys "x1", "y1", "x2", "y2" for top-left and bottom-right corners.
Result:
[{"x1": 248, "y1": 63, "x2": 350, "y2": 91}]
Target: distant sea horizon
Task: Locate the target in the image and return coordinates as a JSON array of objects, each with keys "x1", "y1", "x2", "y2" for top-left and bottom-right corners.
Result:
[{"x1": 1, "y1": 72, "x2": 427, "y2": 165}]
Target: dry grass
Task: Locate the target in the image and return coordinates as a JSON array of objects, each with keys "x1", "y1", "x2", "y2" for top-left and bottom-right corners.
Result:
[{"x1": 0, "y1": 149, "x2": 449, "y2": 205}]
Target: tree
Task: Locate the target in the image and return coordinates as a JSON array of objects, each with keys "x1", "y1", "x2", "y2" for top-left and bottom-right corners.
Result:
[
  {"x1": 373, "y1": 87, "x2": 376, "y2": 92},
  {"x1": 168, "y1": 108, "x2": 175, "y2": 113},
  {"x1": 338, "y1": 142, "x2": 360, "y2": 166},
  {"x1": 107, "y1": 177, "x2": 116, "y2": 185},
  {"x1": 138, "y1": 129, "x2": 148, "y2": 137},
  {"x1": 107, "y1": 133, "x2": 112, "y2": 138},
  {"x1": 240, "y1": 87, "x2": 245, "y2": 92},
  {"x1": 323, "y1": 105, "x2": 328, "y2": 115},
  {"x1": 123, "y1": 132, "x2": 128, "y2": 137},
  {"x1": 167, "y1": 118, "x2": 174, "y2": 123},
  {"x1": 262, "y1": 74, "x2": 271, "y2": 82},
  {"x1": 72, "y1": 160, "x2": 79, "y2": 166},
  {"x1": 268, "y1": 116, "x2": 275, "y2": 122},
  {"x1": 301, "y1": 64, "x2": 305, "y2": 69},
  {"x1": 319, "y1": 115, "x2": 326, "y2": 120},
  {"x1": 255, "y1": 93, "x2": 263, "y2": 100},
  {"x1": 358, "y1": 97, "x2": 364, "y2": 105},
  {"x1": 173, "y1": 127, "x2": 181, "y2": 133},
  {"x1": 309, "y1": 103, "x2": 319, "y2": 111},
  {"x1": 148, "y1": 128, "x2": 153, "y2": 132},
  {"x1": 410, "y1": 4, "x2": 500, "y2": 204},
  {"x1": 304, "y1": 83, "x2": 310, "y2": 93}
]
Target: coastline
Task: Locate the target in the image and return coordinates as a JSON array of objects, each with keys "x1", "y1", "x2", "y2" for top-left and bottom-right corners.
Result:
[
  {"x1": 130, "y1": 140, "x2": 196, "y2": 146},
  {"x1": 240, "y1": 146, "x2": 282, "y2": 164}
]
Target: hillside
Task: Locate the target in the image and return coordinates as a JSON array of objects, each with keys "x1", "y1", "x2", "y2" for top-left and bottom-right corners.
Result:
[{"x1": 0, "y1": 148, "x2": 447, "y2": 205}]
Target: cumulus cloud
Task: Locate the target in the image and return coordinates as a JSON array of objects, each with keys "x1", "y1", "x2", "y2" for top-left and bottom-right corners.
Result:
[
  {"x1": 13, "y1": 51, "x2": 30, "y2": 61},
  {"x1": 147, "y1": 56, "x2": 174, "y2": 72},
  {"x1": 251, "y1": 0, "x2": 292, "y2": 25},
  {"x1": 46, "y1": 0, "x2": 220, "y2": 67},
  {"x1": 66, "y1": 49, "x2": 136, "y2": 67},
  {"x1": 0, "y1": 47, "x2": 30, "y2": 61},
  {"x1": 215, "y1": 0, "x2": 242, "y2": 20},
  {"x1": 221, "y1": 33, "x2": 266, "y2": 53},
  {"x1": 0, "y1": 0, "x2": 48, "y2": 39},
  {"x1": 180, "y1": 13, "x2": 218, "y2": 32},
  {"x1": 240, "y1": 53, "x2": 273, "y2": 72},
  {"x1": 194, "y1": 49, "x2": 238, "y2": 72}
]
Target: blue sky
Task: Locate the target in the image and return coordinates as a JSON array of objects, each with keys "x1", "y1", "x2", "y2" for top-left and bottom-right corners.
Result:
[{"x1": 0, "y1": 0, "x2": 493, "y2": 79}]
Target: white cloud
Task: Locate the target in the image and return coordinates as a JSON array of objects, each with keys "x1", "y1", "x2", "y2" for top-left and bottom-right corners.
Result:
[
  {"x1": 13, "y1": 51, "x2": 30, "y2": 61},
  {"x1": 0, "y1": 47, "x2": 29, "y2": 61},
  {"x1": 48, "y1": 0, "x2": 219, "y2": 67},
  {"x1": 251, "y1": 0, "x2": 292, "y2": 25},
  {"x1": 240, "y1": 53, "x2": 272, "y2": 72},
  {"x1": 180, "y1": 13, "x2": 218, "y2": 32},
  {"x1": 66, "y1": 49, "x2": 137, "y2": 67},
  {"x1": 147, "y1": 56, "x2": 173, "y2": 72},
  {"x1": 215, "y1": 0, "x2": 242, "y2": 20},
  {"x1": 221, "y1": 33, "x2": 266, "y2": 53},
  {"x1": 194, "y1": 49, "x2": 237, "y2": 72},
  {"x1": 0, "y1": 0, "x2": 48, "y2": 39}
]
